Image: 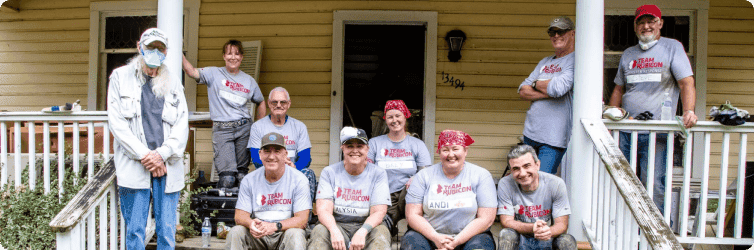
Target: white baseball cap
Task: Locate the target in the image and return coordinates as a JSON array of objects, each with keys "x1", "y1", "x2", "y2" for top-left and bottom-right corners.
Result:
[{"x1": 139, "y1": 28, "x2": 168, "y2": 48}]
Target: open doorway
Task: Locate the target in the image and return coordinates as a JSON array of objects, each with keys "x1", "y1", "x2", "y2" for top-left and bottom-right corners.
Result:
[
  {"x1": 342, "y1": 24, "x2": 426, "y2": 139},
  {"x1": 329, "y1": 11, "x2": 437, "y2": 165}
]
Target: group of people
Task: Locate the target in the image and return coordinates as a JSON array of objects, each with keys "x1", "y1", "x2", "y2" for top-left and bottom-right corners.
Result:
[
  {"x1": 106, "y1": 3, "x2": 697, "y2": 250},
  {"x1": 226, "y1": 123, "x2": 577, "y2": 250}
]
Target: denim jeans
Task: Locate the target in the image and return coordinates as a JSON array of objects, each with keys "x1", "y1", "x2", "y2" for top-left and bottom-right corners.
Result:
[
  {"x1": 400, "y1": 229, "x2": 495, "y2": 250},
  {"x1": 523, "y1": 136, "x2": 567, "y2": 174},
  {"x1": 497, "y1": 228, "x2": 577, "y2": 250},
  {"x1": 619, "y1": 132, "x2": 668, "y2": 212},
  {"x1": 119, "y1": 175, "x2": 180, "y2": 250}
]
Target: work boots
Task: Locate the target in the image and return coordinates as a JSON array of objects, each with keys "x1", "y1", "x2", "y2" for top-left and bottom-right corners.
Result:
[{"x1": 217, "y1": 171, "x2": 236, "y2": 189}]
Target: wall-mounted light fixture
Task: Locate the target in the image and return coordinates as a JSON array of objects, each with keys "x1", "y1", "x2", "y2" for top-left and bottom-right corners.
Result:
[{"x1": 445, "y1": 30, "x2": 466, "y2": 62}]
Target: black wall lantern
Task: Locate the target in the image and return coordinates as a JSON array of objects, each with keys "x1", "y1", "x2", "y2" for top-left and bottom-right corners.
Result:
[{"x1": 445, "y1": 30, "x2": 466, "y2": 62}]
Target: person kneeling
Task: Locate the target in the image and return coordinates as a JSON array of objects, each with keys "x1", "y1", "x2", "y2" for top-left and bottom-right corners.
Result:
[
  {"x1": 497, "y1": 144, "x2": 576, "y2": 250},
  {"x1": 226, "y1": 132, "x2": 311, "y2": 250}
]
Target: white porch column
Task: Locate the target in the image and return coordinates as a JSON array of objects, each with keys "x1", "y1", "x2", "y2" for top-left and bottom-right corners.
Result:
[
  {"x1": 568, "y1": 0, "x2": 603, "y2": 241},
  {"x1": 158, "y1": 0, "x2": 183, "y2": 83}
]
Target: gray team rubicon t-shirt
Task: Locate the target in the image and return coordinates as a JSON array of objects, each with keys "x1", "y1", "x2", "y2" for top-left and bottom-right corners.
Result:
[
  {"x1": 236, "y1": 165, "x2": 312, "y2": 222},
  {"x1": 367, "y1": 135, "x2": 432, "y2": 193},
  {"x1": 247, "y1": 116, "x2": 312, "y2": 162},
  {"x1": 405, "y1": 162, "x2": 497, "y2": 236},
  {"x1": 614, "y1": 37, "x2": 694, "y2": 122},
  {"x1": 519, "y1": 52, "x2": 575, "y2": 148},
  {"x1": 315, "y1": 162, "x2": 391, "y2": 224},
  {"x1": 496, "y1": 172, "x2": 571, "y2": 227},
  {"x1": 198, "y1": 66, "x2": 264, "y2": 122}
]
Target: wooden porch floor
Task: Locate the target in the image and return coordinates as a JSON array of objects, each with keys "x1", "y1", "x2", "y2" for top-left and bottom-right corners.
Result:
[
  {"x1": 147, "y1": 221, "x2": 754, "y2": 250},
  {"x1": 149, "y1": 220, "x2": 594, "y2": 250}
]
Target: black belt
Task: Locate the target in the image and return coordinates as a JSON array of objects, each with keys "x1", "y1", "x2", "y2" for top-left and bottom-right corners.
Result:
[{"x1": 213, "y1": 118, "x2": 250, "y2": 128}]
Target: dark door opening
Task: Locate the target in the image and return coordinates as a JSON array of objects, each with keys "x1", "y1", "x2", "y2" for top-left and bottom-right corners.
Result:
[{"x1": 342, "y1": 24, "x2": 426, "y2": 139}]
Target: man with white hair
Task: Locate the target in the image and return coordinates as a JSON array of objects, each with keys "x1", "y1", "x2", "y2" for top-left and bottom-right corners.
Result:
[
  {"x1": 609, "y1": 4, "x2": 697, "y2": 212},
  {"x1": 248, "y1": 87, "x2": 317, "y2": 203},
  {"x1": 107, "y1": 28, "x2": 188, "y2": 250}
]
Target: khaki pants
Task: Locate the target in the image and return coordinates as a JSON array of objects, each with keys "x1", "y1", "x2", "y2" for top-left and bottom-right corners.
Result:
[
  {"x1": 307, "y1": 223, "x2": 391, "y2": 250},
  {"x1": 225, "y1": 225, "x2": 306, "y2": 250}
]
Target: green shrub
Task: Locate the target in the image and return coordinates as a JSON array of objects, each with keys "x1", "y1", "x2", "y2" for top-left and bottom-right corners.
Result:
[
  {"x1": 177, "y1": 168, "x2": 216, "y2": 237},
  {"x1": 0, "y1": 158, "x2": 88, "y2": 250}
]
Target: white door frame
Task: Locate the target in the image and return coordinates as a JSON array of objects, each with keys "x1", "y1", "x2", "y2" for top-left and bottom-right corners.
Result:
[{"x1": 329, "y1": 10, "x2": 438, "y2": 165}]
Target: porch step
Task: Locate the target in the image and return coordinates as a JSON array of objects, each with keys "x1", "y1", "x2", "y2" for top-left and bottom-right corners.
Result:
[{"x1": 148, "y1": 221, "x2": 593, "y2": 250}]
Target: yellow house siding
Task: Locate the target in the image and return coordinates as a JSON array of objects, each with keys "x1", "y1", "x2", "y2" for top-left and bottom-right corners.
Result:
[
  {"x1": 435, "y1": 7, "x2": 575, "y2": 177},
  {"x1": 0, "y1": 0, "x2": 90, "y2": 111},
  {"x1": 193, "y1": 0, "x2": 576, "y2": 177},
  {"x1": 706, "y1": 0, "x2": 754, "y2": 187}
]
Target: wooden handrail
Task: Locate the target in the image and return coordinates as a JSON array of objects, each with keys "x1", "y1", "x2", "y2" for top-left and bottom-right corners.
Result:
[
  {"x1": 581, "y1": 119, "x2": 683, "y2": 250},
  {"x1": 49, "y1": 158, "x2": 116, "y2": 232}
]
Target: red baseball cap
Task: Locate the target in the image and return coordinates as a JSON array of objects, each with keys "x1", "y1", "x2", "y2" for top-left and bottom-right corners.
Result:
[{"x1": 635, "y1": 5, "x2": 661, "y2": 22}]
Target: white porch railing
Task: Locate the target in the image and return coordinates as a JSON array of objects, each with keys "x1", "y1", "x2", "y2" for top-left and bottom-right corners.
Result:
[
  {"x1": 0, "y1": 111, "x2": 110, "y2": 194},
  {"x1": 0, "y1": 111, "x2": 123, "y2": 250},
  {"x1": 584, "y1": 118, "x2": 754, "y2": 248}
]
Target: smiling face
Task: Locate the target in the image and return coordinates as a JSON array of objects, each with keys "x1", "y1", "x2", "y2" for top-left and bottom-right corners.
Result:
[
  {"x1": 549, "y1": 28, "x2": 575, "y2": 52},
  {"x1": 508, "y1": 152, "x2": 540, "y2": 191},
  {"x1": 634, "y1": 15, "x2": 663, "y2": 43},
  {"x1": 260, "y1": 145, "x2": 288, "y2": 173},
  {"x1": 268, "y1": 90, "x2": 290, "y2": 117},
  {"x1": 385, "y1": 109, "x2": 406, "y2": 133},
  {"x1": 439, "y1": 145, "x2": 467, "y2": 170},
  {"x1": 341, "y1": 140, "x2": 369, "y2": 166},
  {"x1": 223, "y1": 44, "x2": 243, "y2": 73}
]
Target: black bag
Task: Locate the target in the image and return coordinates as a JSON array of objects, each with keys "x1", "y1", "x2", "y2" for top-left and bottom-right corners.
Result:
[{"x1": 190, "y1": 191, "x2": 237, "y2": 236}]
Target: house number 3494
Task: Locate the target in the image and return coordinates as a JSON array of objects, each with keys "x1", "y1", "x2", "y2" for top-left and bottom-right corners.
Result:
[{"x1": 441, "y1": 71, "x2": 465, "y2": 90}]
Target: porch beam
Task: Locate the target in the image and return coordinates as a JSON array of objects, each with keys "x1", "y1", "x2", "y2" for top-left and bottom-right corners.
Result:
[
  {"x1": 158, "y1": 0, "x2": 183, "y2": 87},
  {"x1": 568, "y1": 0, "x2": 603, "y2": 241}
]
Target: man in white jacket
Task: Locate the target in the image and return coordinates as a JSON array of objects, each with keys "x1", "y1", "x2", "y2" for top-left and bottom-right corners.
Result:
[{"x1": 107, "y1": 28, "x2": 189, "y2": 250}]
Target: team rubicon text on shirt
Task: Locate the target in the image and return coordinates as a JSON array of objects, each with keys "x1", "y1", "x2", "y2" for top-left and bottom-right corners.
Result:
[
  {"x1": 436, "y1": 183, "x2": 472, "y2": 196},
  {"x1": 224, "y1": 79, "x2": 250, "y2": 93},
  {"x1": 257, "y1": 193, "x2": 292, "y2": 206},
  {"x1": 382, "y1": 148, "x2": 413, "y2": 158},
  {"x1": 516, "y1": 204, "x2": 552, "y2": 218},
  {"x1": 335, "y1": 187, "x2": 370, "y2": 201},
  {"x1": 540, "y1": 64, "x2": 563, "y2": 74},
  {"x1": 629, "y1": 57, "x2": 664, "y2": 70}
]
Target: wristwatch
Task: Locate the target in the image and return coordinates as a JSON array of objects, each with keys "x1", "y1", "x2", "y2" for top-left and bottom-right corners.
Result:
[
  {"x1": 531, "y1": 81, "x2": 537, "y2": 89},
  {"x1": 276, "y1": 222, "x2": 283, "y2": 232}
]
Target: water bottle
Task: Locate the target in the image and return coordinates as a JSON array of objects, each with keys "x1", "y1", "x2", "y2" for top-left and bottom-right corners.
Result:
[
  {"x1": 201, "y1": 217, "x2": 211, "y2": 247},
  {"x1": 661, "y1": 92, "x2": 672, "y2": 121}
]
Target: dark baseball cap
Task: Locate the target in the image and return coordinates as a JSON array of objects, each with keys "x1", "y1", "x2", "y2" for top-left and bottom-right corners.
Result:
[
  {"x1": 549, "y1": 16, "x2": 575, "y2": 31},
  {"x1": 340, "y1": 126, "x2": 368, "y2": 145},
  {"x1": 261, "y1": 132, "x2": 286, "y2": 149}
]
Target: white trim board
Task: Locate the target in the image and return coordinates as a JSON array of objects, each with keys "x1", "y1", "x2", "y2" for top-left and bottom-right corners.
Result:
[
  {"x1": 88, "y1": 0, "x2": 200, "y2": 111},
  {"x1": 329, "y1": 10, "x2": 438, "y2": 165}
]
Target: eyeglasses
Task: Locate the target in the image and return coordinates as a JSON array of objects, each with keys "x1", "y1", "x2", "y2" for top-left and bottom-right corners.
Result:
[
  {"x1": 636, "y1": 19, "x2": 660, "y2": 26},
  {"x1": 269, "y1": 100, "x2": 289, "y2": 106},
  {"x1": 547, "y1": 29, "x2": 571, "y2": 37}
]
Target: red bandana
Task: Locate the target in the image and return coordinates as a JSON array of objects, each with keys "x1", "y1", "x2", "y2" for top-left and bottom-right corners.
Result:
[
  {"x1": 436, "y1": 130, "x2": 474, "y2": 153},
  {"x1": 383, "y1": 100, "x2": 411, "y2": 119}
]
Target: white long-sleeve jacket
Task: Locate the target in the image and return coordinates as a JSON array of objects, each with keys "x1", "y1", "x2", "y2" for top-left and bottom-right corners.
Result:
[{"x1": 107, "y1": 57, "x2": 188, "y2": 193}]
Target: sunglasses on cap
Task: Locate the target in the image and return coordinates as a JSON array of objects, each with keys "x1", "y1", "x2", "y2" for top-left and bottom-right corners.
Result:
[{"x1": 547, "y1": 29, "x2": 571, "y2": 37}]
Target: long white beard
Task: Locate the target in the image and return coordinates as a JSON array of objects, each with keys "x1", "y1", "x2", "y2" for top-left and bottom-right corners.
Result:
[{"x1": 128, "y1": 54, "x2": 171, "y2": 97}]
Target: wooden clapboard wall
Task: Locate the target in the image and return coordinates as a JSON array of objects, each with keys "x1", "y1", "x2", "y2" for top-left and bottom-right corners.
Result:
[
  {"x1": 705, "y1": 0, "x2": 754, "y2": 188},
  {"x1": 0, "y1": 0, "x2": 91, "y2": 111},
  {"x1": 195, "y1": 0, "x2": 575, "y2": 177},
  {"x1": 1, "y1": 0, "x2": 753, "y2": 182}
]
